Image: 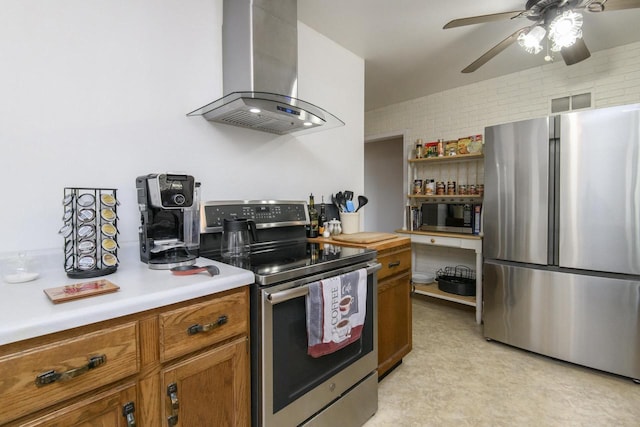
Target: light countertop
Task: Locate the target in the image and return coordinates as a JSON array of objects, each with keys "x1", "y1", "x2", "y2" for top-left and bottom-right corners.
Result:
[{"x1": 0, "y1": 245, "x2": 254, "y2": 346}]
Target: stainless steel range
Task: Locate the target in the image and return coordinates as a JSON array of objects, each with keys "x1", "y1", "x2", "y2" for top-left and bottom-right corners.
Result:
[{"x1": 199, "y1": 200, "x2": 380, "y2": 427}]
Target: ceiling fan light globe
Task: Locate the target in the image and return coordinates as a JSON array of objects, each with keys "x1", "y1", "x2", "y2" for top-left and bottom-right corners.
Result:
[
  {"x1": 548, "y1": 10, "x2": 583, "y2": 49},
  {"x1": 517, "y1": 25, "x2": 546, "y2": 54}
]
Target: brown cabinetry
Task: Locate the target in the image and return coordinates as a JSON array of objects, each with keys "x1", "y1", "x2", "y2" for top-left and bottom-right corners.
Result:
[
  {"x1": 310, "y1": 236, "x2": 412, "y2": 378},
  {"x1": 0, "y1": 286, "x2": 250, "y2": 427},
  {"x1": 374, "y1": 239, "x2": 412, "y2": 378},
  {"x1": 15, "y1": 383, "x2": 138, "y2": 427},
  {"x1": 161, "y1": 337, "x2": 249, "y2": 427}
]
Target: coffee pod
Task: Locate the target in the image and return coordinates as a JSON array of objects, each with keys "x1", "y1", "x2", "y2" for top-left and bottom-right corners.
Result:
[
  {"x1": 77, "y1": 224, "x2": 96, "y2": 239},
  {"x1": 100, "y1": 193, "x2": 117, "y2": 207},
  {"x1": 78, "y1": 255, "x2": 96, "y2": 270},
  {"x1": 77, "y1": 193, "x2": 95, "y2": 207},
  {"x1": 77, "y1": 239, "x2": 96, "y2": 254},
  {"x1": 101, "y1": 238, "x2": 118, "y2": 252},
  {"x1": 77, "y1": 208, "x2": 96, "y2": 222},
  {"x1": 62, "y1": 207, "x2": 73, "y2": 222},
  {"x1": 102, "y1": 253, "x2": 118, "y2": 267},
  {"x1": 100, "y1": 208, "x2": 116, "y2": 221},
  {"x1": 101, "y1": 223, "x2": 117, "y2": 237},
  {"x1": 58, "y1": 224, "x2": 73, "y2": 239}
]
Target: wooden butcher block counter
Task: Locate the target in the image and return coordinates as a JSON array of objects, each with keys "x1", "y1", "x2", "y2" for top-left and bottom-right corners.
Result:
[{"x1": 309, "y1": 232, "x2": 412, "y2": 378}]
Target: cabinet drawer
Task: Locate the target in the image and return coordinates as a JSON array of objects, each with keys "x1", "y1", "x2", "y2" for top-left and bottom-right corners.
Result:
[
  {"x1": 0, "y1": 322, "x2": 139, "y2": 424},
  {"x1": 377, "y1": 249, "x2": 411, "y2": 281},
  {"x1": 412, "y1": 234, "x2": 462, "y2": 248},
  {"x1": 12, "y1": 382, "x2": 137, "y2": 427},
  {"x1": 159, "y1": 287, "x2": 248, "y2": 362}
]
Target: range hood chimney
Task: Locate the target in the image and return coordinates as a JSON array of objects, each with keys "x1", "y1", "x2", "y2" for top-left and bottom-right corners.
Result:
[{"x1": 187, "y1": 0, "x2": 344, "y2": 135}]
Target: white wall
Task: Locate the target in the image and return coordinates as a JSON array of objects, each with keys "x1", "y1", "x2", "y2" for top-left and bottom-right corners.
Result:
[
  {"x1": 365, "y1": 41, "x2": 640, "y2": 146},
  {"x1": 0, "y1": 0, "x2": 364, "y2": 253},
  {"x1": 364, "y1": 137, "x2": 404, "y2": 232}
]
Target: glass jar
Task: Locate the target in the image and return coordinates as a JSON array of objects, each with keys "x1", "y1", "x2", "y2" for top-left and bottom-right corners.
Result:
[{"x1": 436, "y1": 181, "x2": 445, "y2": 195}]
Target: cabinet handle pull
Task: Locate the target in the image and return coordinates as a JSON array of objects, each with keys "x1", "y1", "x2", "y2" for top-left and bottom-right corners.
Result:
[
  {"x1": 187, "y1": 315, "x2": 228, "y2": 335},
  {"x1": 34, "y1": 354, "x2": 107, "y2": 387},
  {"x1": 167, "y1": 382, "x2": 179, "y2": 426},
  {"x1": 388, "y1": 261, "x2": 401, "y2": 268},
  {"x1": 430, "y1": 238, "x2": 436, "y2": 243},
  {"x1": 122, "y1": 401, "x2": 136, "y2": 427}
]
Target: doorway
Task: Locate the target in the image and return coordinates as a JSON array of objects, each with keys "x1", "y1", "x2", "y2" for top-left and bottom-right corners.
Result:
[{"x1": 364, "y1": 134, "x2": 406, "y2": 232}]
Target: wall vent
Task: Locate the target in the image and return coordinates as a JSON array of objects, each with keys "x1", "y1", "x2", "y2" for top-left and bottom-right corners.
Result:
[{"x1": 551, "y1": 92, "x2": 592, "y2": 114}]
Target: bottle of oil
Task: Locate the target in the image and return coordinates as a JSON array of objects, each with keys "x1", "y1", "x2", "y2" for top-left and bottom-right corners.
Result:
[
  {"x1": 319, "y1": 196, "x2": 327, "y2": 233},
  {"x1": 308, "y1": 193, "x2": 319, "y2": 238}
]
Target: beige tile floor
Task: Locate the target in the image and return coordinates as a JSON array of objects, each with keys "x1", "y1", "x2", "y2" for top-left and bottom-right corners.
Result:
[{"x1": 365, "y1": 295, "x2": 640, "y2": 427}]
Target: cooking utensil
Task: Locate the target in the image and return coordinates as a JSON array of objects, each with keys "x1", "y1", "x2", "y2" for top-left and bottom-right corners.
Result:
[
  {"x1": 344, "y1": 190, "x2": 355, "y2": 211},
  {"x1": 331, "y1": 194, "x2": 341, "y2": 213},
  {"x1": 335, "y1": 192, "x2": 347, "y2": 212},
  {"x1": 356, "y1": 195, "x2": 369, "y2": 212},
  {"x1": 170, "y1": 265, "x2": 220, "y2": 276},
  {"x1": 345, "y1": 200, "x2": 355, "y2": 212}
]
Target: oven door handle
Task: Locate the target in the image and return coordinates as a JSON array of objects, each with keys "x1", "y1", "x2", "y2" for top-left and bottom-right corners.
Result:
[
  {"x1": 267, "y1": 286, "x2": 310, "y2": 305},
  {"x1": 266, "y1": 262, "x2": 382, "y2": 305}
]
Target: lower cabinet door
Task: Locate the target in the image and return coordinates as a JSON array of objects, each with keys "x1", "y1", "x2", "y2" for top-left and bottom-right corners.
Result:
[
  {"x1": 14, "y1": 383, "x2": 137, "y2": 427},
  {"x1": 377, "y1": 271, "x2": 412, "y2": 377},
  {"x1": 161, "y1": 337, "x2": 250, "y2": 427}
]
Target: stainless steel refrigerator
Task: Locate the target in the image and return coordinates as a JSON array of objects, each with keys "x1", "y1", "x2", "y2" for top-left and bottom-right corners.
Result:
[{"x1": 483, "y1": 103, "x2": 640, "y2": 381}]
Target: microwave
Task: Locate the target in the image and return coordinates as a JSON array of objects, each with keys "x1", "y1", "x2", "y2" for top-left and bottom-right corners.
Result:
[{"x1": 420, "y1": 203, "x2": 479, "y2": 234}]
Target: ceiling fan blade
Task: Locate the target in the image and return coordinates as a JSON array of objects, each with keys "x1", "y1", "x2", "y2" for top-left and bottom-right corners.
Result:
[
  {"x1": 444, "y1": 11, "x2": 526, "y2": 29},
  {"x1": 592, "y1": 0, "x2": 640, "y2": 12},
  {"x1": 462, "y1": 27, "x2": 530, "y2": 73},
  {"x1": 561, "y1": 37, "x2": 591, "y2": 65}
]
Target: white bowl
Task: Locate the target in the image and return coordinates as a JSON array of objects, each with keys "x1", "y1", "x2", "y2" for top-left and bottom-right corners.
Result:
[{"x1": 412, "y1": 272, "x2": 435, "y2": 284}]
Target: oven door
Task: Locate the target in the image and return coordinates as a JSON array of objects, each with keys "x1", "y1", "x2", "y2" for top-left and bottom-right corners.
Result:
[{"x1": 257, "y1": 261, "x2": 381, "y2": 427}]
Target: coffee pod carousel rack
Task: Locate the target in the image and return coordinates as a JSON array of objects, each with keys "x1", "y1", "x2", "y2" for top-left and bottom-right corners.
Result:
[{"x1": 60, "y1": 187, "x2": 119, "y2": 278}]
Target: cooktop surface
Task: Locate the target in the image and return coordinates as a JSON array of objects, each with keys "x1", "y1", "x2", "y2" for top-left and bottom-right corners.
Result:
[{"x1": 201, "y1": 241, "x2": 375, "y2": 286}]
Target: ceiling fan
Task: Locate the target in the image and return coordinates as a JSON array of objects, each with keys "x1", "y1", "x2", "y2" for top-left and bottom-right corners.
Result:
[{"x1": 444, "y1": 0, "x2": 640, "y2": 73}]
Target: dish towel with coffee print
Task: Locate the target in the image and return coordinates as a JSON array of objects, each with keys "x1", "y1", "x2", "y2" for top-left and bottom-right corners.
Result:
[{"x1": 306, "y1": 268, "x2": 367, "y2": 358}]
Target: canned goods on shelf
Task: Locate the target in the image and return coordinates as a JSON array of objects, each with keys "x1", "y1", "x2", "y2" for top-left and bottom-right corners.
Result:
[
  {"x1": 447, "y1": 181, "x2": 456, "y2": 195},
  {"x1": 413, "y1": 179, "x2": 424, "y2": 195},
  {"x1": 425, "y1": 180, "x2": 435, "y2": 195}
]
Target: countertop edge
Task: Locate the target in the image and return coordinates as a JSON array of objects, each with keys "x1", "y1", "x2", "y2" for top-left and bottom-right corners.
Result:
[{"x1": 0, "y1": 247, "x2": 255, "y2": 346}]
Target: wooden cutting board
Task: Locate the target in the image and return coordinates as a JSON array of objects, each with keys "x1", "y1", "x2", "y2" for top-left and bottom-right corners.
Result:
[{"x1": 331, "y1": 232, "x2": 398, "y2": 244}]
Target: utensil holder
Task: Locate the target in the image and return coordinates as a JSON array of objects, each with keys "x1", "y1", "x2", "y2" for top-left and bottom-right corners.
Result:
[
  {"x1": 339, "y1": 212, "x2": 360, "y2": 234},
  {"x1": 60, "y1": 187, "x2": 119, "y2": 279}
]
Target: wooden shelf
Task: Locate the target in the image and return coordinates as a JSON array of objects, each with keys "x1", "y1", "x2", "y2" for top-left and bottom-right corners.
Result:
[
  {"x1": 412, "y1": 282, "x2": 476, "y2": 307},
  {"x1": 407, "y1": 194, "x2": 483, "y2": 203},
  {"x1": 408, "y1": 153, "x2": 483, "y2": 164}
]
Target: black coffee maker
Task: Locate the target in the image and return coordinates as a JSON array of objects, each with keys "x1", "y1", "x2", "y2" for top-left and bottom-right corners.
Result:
[{"x1": 136, "y1": 173, "x2": 200, "y2": 269}]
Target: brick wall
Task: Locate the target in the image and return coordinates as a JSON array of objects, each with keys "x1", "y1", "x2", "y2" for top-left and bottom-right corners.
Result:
[
  {"x1": 367, "y1": 41, "x2": 640, "y2": 277},
  {"x1": 365, "y1": 41, "x2": 640, "y2": 143}
]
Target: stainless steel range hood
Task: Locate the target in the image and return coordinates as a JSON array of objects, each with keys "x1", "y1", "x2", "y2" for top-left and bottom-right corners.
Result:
[{"x1": 187, "y1": 0, "x2": 344, "y2": 135}]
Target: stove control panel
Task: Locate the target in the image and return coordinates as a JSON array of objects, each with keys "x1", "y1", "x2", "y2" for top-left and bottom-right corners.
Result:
[{"x1": 200, "y1": 201, "x2": 309, "y2": 233}]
